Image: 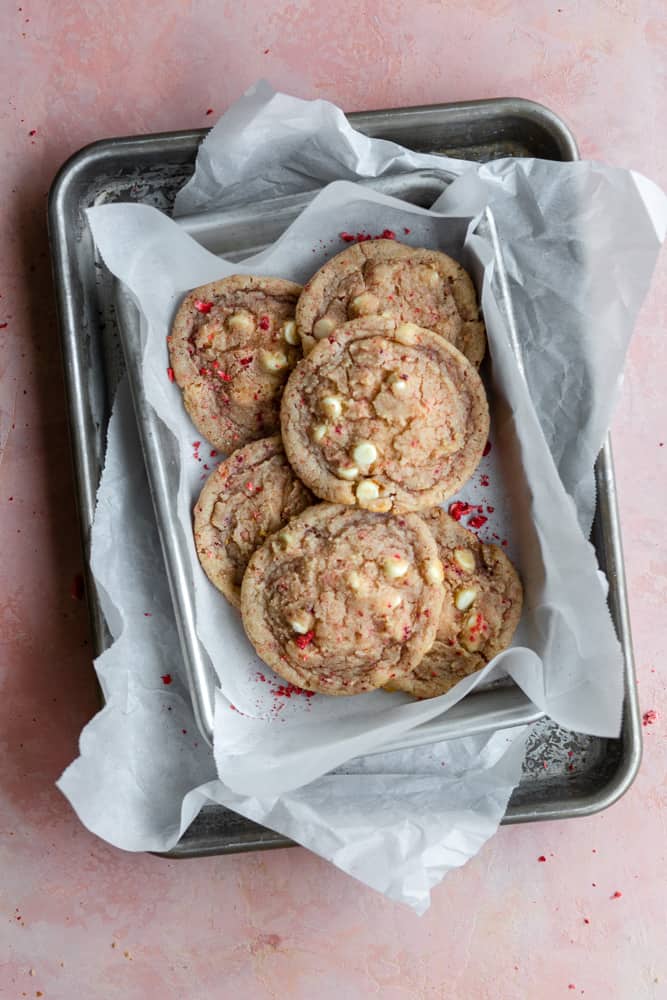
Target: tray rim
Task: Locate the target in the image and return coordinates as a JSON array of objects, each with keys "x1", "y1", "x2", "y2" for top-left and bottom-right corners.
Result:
[{"x1": 47, "y1": 96, "x2": 641, "y2": 850}]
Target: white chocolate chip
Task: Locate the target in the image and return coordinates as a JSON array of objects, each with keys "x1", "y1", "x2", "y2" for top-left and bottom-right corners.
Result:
[
  {"x1": 289, "y1": 611, "x2": 314, "y2": 634},
  {"x1": 368, "y1": 497, "x2": 392, "y2": 513},
  {"x1": 313, "y1": 316, "x2": 336, "y2": 339},
  {"x1": 383, "y1": 555, "x2": 409, "y2": 579},
  {"x1": 355, "y1": 479, "x2": 380, "y2": 503},
  {"x1": 454, "y1": 586, "x2": 477, "y2": 611},
  {"x1": 321, "y1": 395, "x2": 342, "y2": 419},
  {"x1": 210, "y1": 501, "x2": 227, "y2": 530},
  {"x1": 395, "y1": 322, "x2": 421, "y2": 345},
  {"x1": 388, "y1": 372, "x2": 409, "y2": 396},
  {"x1": 348, "y1": 570, "x2": 363, "y2": 591},
  {"x1": 352, "y1": 440, "x2": 378, "y2": 468},
  {"x1": 274, "y1": 529, "x2": 295, "y2": 550},
  {"x1": 312, "y1": 423, "x2": 328, "y2": 443},
  {"x1": 427, "y1": 268, "x2": 441, "y2": 287},
  {"x1": 282, "y1": 319, "x2": 299, "y2": 345},
  {"x1": 349, "y1": 292, "x2": 379, "y2": 317},
  {"x1": 454, "y1": 548, "x2": 476, "y2": 573},
  {"x1": 337, "y1": 464, "x2": 359, "y2": 481},
  {"x1": 226, "y1": 312, "x2": 255, "y2": 335},
  {"x1": 426, "y1": 560, "x2": 445, "y2": 585},
  {"x1": 258, "y1": 349, "x2": 289, "y2": 373},
  {"x1": 386, "y1": 591, "x2": 402, "y2": 610}
]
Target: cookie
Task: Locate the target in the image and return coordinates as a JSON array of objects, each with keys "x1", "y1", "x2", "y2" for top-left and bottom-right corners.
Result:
[
  {"x1": 169, "y1": 274, "x2": 302, "y2": 453},
  {"x1": 281, "y1": 316, "x2": 489, "y2": 514},
  {"x1": 193, "y1": 436, "x2": 313, "y2": 609},
  {"x1": 296, "y1": 239, "x2": 486, "y2": 365},
  {"x1": 241, "y1": 504, "x2": 445, "y2": 695},
  {"x1": 388, "y1": 507, "x2": 523, "y2": 698}
]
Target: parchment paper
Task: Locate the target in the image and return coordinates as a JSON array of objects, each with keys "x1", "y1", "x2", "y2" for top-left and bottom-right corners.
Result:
[{"x1": 58, "y1": 84, "x2": 666, "y2": 910}]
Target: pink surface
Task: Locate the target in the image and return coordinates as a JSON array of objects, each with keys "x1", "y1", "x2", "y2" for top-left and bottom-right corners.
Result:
[{"x1": 0, "y1": 1, "x2": 665, "y2": 997}]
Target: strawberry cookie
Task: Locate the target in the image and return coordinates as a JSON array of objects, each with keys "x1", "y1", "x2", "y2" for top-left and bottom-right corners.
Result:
[
  {"x1": 169, "y1": 275, "x2": 302, "y2": 453},
  {"x1": 194, "y1": 436, "x2": 313, "y2": 609},
  {"x1": 388, "y1": 507, "x2": 523, "y2": 698},
  {"x1": 241, "y1": 504, "x2": 445, "y2": 695},
  {"x1": 296, "y1": 239, "x2": 486, "y2": 365},
  {"x1": 281, "y1": 317, "x2": 489, "y2": 514}
]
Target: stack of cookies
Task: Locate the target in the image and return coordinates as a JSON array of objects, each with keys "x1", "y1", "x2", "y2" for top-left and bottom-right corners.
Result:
[{"x1": 169, "y1": 239, "x2": 522, "y2": 699}]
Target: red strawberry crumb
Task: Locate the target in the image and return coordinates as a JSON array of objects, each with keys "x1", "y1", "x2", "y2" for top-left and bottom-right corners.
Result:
[
  {"x1": 194, "y1": 299, "x2": 213, "y2": 313},
  {"x1": 537, "y1": 855, "x2": 546, "y2": 862},
  {"x1": 206, "y1": 108, "x2": 214, "y2": 115},
  {"x1": 483, "y1": 440, "x2": 492, "y2": 456},
  {"x1": 642, "y1": 709, "x2": 657, "y2": 726},
  {"x1": 380, "y1": 229, "x2": 396, "y2": 240},
  {"x1": 0, "y1": 322, "x2": 7, "y2": 329},
  {"x1": 403, "y1": 227, "x2": 411, "y2": 234},
  {"x1": 167, "y1": 367, "x2": 175, "y2": 382},
  {"x1": 29, "y1": 129, "x2": 37, "y2": 136},
  {"x1": 449, "y1": 501, "x2": 475, "y2": 521},
  {"x1": 295, "y1": 631, "x2": 314, "y2": 650},
  {"x1": 161, "y1": 674, "x2": 173, "y2": 685},
  {"x1": 259, "y1": 315, "x2": 270, "y2": 330},
  {"x1": 611, "y1": 890, "x2": 622, "y2": 899},
  {"x1": 240, "y1": 356, "x2": 253, "y2": 365},
  {"x1": 584, "y1": 918, "x2": 590, "y2": 925},
  {"x1": 210, "y1": 450, "x2": 218, "y2": 457},
  {"x1": 468, "y1": 515, "x2": 488, "y2": 529},
  {"x1": 218, "y1": 371, "x2": 232, "y2": 382},
  {"x1": 340, "y1": 232, "x2": 355, "y2": 242}
]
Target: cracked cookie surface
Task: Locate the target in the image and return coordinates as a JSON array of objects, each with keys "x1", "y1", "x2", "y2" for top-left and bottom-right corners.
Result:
[
  {"x1": 296, "y1": 239, "x2": 485, "y2": 365},
  {"x1": 388, "y1": 507, "x2": 523, "y2": 698},
  {"x1": 170, "y1": 274, "x2": 302, "y2": 453},
  {"x1": 194, "y1": 436, "x2": 313, "y2": 609},
  {"x1": 241, "y1": 504, "x2": 445, "y2": 695},
  {"x1": 281, "y1": 316, "x2": 489, "y2": 514}
]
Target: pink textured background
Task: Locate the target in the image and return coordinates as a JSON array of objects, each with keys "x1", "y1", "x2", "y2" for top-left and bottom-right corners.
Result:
[{"x1": 1, "y1": 2, "x2": 665, "y2": 997}]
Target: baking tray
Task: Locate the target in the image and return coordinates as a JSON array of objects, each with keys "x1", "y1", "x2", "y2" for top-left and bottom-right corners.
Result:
[
  {"x1": 48, "y1": 97, "x2": 642, "y2": 856},
  {"x1": 113, "y1": 166, "x2": 543, "y2": 752}
]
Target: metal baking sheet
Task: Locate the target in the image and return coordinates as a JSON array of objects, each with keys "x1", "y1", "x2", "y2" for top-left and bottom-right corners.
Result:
[
  {"x1": 47, "y1": 98, "x2": 641, "y2": 856},
  {"x1": 113, "y1": 166, "x2": 543, "y2": 751}
]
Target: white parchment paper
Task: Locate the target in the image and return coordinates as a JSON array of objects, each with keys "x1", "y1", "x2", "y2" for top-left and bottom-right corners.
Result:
[{"x1": 58, "y1": 84, "x2": 666, "y2": 910}]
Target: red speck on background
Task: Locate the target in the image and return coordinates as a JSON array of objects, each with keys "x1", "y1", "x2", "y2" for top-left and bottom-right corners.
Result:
[
  {"x1": 380, "y1": 229, "x2": 396, "y2": 240},
  {"x1": 206, "y1": 108, "x2": 213, "y2": 115},
  {"x1": 71, "y1": 573, "x2": 85, "y2": 600},
  {"x1": 537, "y1": 855, "x2": 546, "y2": 862},
  {"x1": 483, "y1": 440, "x2": 492, "y2": 456},
  {"x1": 468, "y1": 514, "x2": 488, "y2": 529},
  {"x1": 143, "y1": 612, "x2": 152, "y2": 617},
  {"x1": 480, "y1": 474, "x2": 489, "y2": 487},
  {"x1": 263, "y1": 48, "x2": 270, "y2": 54},
  {"x1": 340, "y1": 232, "x2": 355, "y2": 242},
  {"x1": 194, "y1": 299, "x2": 213, "y2": 313},
  {"x1": 486, "y1": 505, "x2": 495, "y2": 513},
  {"x1": 403, "y1": 227, "x2": 411, "y2": 234},
  {"x1": 449, "y1": 501, "x2": 475, "y2": 521},
  {"x1": 611, "y1": 890, "x2": 622, "y2": 899},
  {"x1": 167, "y1": 367, "x2": 175, "y2": 382},
  {"x1": 584, "y1": 918, "x2": 590, "y2": 924},
  {"x1": 642, "y1": 709, "x2": 657, "y2": 726},
  {"x1": 0, "y1": 322, "x2": 7, "y2": 329},
  {"x1": 161, "y1": 674, "x2": 173, "y2": 685},
  {"x1": 210, "y1": 450, "x2": 218, "y2": 457},
  {"x1": 193, "y1": 440, "x2": 201, "y2": 448},
  {"x1": 217, "y1": 371, "x2": 232, "y2": 382},
  {"x1": 259, "y1": 315, "x2": 270, "y2": 330},
  {"x1": 295, "y1": 630, "x2": 314, "y2": 650},
  {"x1": 29, "y1": 129, "x2": 37, "y2": 136}
]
